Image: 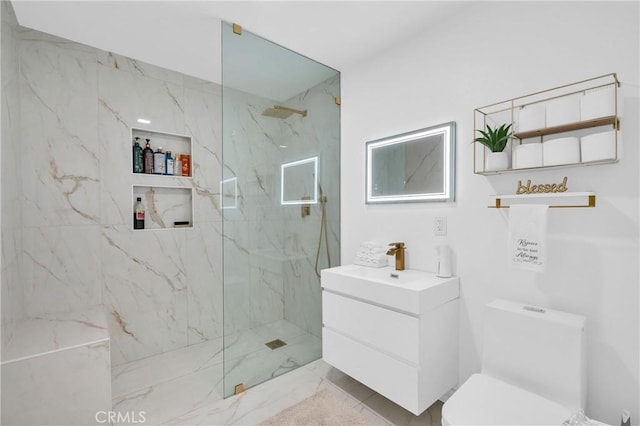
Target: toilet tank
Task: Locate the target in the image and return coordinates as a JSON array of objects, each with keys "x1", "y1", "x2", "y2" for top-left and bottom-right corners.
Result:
[{"x1": 482, "y1": 299, "x2": 586, "y2": 411}]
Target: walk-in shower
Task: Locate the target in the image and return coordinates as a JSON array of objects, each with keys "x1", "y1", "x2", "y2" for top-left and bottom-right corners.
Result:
[{"x1": 221, "y1": 22, "x2": 340, "y2": 397}]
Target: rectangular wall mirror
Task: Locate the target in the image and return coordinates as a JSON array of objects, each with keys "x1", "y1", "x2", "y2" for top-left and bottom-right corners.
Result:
[{"x1": 366, "y1": 121, "x2": 456, "y2": 204}]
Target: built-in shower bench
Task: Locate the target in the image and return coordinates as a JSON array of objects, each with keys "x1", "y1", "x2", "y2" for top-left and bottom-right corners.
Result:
[{"x1": 1, "y1": 306, "x2": 112, "y2": 425}]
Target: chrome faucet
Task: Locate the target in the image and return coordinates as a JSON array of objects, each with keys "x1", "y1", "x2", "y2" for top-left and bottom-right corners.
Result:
[{"x1": 386, "y1": 242, "x2": 406, "y2": 271}]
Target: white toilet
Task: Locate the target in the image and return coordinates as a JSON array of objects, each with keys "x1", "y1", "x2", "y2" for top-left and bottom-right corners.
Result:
[{"x1": 442, "y1": 299, "x2": 587, "y2": 425}]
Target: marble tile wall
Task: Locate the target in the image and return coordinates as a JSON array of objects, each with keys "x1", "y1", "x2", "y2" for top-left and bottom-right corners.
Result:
[
  {"x1": 2, "y1": 340, "x2": 112, "y2": 425},
  {"x1": 222, "y1": 87, "x2": 285, "y2": 335},
  {"x1": 97, "y1": 52, "x2": 223, "y2": 364},
  {"x1": 1, "y1": 307, "x2": 111, "y2": 425},
  {"x1": 222, "y1": 75, "x2": 340, "y2": 342},
  {"x1": 4, "y1": 27, "x2": 222, "y2": 366},
  {"x1": 1, "y1": 0, "x2": 24, "y2": 358},
  {"x1": 4, "y1": 22, "x2": 338, "y2": 372},
  {"x1": 280, "y1": 75, "x2": 341, "y2": 338}
]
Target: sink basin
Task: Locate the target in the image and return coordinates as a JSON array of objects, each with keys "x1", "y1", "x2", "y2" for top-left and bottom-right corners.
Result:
[{"x1": 321, "y1": 264, "x2": 458, "y2": 315}]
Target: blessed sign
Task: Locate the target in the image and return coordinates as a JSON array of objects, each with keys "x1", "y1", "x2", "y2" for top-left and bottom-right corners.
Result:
[{"x1": 516, "y1": 176, "x2": 568, "y2": 195}]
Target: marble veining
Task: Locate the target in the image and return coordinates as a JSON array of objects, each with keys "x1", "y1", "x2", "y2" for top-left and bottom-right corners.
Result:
[
  {"x1": 1, "y1": 0, "x2": 24, "y2": 358},
  {"x1": 1, "y1": 305, "x2": 112, "y2": 425},
  {"x1": 23, "y1": 225, "x2": 102, "y2": 316},
  {"x1": 112, "y1": 351, "x2": 442, "y2": 426},
  {"x1": 220, "y1": 74, "x2": 339, "y2": 394},
  {"x1": 111, "y1": 320, "x2": 326, "y2": 425},
  {"x1": 185, "y1": 222, "x2": 223, "y2": 344},
  {"x1": 1, "y1": 306, "x2": 108, "y2": 364},
  {"x1": 98, "y1": 51, "x2": 185, "y2": 87},
  {"x1": 20, "y1": 32, "x2": 100, "y2": 228},
  {"x1": 102, "y1": 225, "x2": 188, "y2": 365},
  {"x1": 3, "y1": 25, "x2": 226, "y2": 366},
  {"x1": 2, "y1": 340, "x2": 112, "y2": 426},
  {"x1": 112, "y1": 339, "x2": 222, "y2": 399},
  {"x1": 3, "y1": 26, "x2": 339, "y2": 415}
]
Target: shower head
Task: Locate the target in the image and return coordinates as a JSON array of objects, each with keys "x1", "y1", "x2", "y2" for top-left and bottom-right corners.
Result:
[{"x1": 261, "y1": 105, "x2": 307, "y2": 119}]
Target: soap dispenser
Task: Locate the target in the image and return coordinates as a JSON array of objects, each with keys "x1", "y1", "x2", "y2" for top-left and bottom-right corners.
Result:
[{"x1": 436, "y1": 245, "x2": 452, "y2": 278}]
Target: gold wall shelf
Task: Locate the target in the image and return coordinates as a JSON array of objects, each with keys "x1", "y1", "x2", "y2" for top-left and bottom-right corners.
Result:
[
  {"x1": 513, "y1": 115, "x2": 619, "y2": 140},
  {"x1": 489, "y1": 192, "x2": 596, "y2": 209},
  {"x1": 477, "y1": 158, "x2": 617, "y2": 176},
  {"x1": 474, "y1": 73, "x2": 620, "y2": 175}
]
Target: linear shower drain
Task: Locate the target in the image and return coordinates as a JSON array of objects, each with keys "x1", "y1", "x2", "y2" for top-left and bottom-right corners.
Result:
[{"x1": 265, "y1": 339, "x2": 287, "y2": 350}]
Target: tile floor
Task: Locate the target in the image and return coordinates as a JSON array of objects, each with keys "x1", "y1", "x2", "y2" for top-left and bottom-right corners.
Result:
[{"x1": 111, "y1": 319, "x2": 442, "y2": 425}]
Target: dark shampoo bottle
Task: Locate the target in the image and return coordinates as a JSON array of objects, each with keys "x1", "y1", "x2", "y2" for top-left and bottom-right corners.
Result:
[{"x1": 134, "y1": 197, "x2": 145, "y2": 230}]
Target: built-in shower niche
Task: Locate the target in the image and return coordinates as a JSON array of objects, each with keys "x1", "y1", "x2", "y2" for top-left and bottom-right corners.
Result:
[
  {"x1": 131, "y1": 128, "x2": 192, "y2": 177},
  {"x1": 131, "y1": 127, "x2": 194, "y2": 230},
  {"x1": 132, "y1": 185, "x2": 193, "y2": 230}
]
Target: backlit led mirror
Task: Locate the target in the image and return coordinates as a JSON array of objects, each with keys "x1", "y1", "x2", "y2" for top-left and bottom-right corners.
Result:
[
  {"x1": 220, "y1": 177, "x2": 238, "y2": 209},
  {"x1": 366, "y1": 122, "x2": 456, "y2": 204},
  {"x1": 281, "y1": 156, "x2": 318, "y2": 205}
]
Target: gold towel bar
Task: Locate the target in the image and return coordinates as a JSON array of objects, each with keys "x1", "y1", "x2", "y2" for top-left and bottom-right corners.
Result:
[{"x1": 489, "y1": 194, "x2": 596, "y2": 209}]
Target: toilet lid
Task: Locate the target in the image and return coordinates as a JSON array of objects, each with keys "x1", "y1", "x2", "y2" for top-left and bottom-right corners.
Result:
[{"x1": 442, "y1": 374, "x2": 573, "y2": 426}]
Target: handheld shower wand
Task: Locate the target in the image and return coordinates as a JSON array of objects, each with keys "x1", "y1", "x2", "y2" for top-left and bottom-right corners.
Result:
[{"x1": 314, "y1": 184, "x2": 331, "y2": 277}]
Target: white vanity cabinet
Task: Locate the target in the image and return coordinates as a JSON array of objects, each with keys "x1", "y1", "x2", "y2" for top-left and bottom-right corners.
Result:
[{"x1": 321, "y1": 264, "x2": 459, "y2": 415}]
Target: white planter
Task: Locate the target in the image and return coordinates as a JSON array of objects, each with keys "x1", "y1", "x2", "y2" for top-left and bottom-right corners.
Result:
[
  {"x1": 543, "y1": 136, "x2": 580, "y2": 166},
  {"x1": 513, "y1": 143, "x2": 543, "y2": 169},
  {"x1": 485, "y1": 151, "x2": 510, "y2": 172},
  {"x1": 546, "y1": 95, "x2": 581, "y2": 127},
  {"x1": 517, "y1": 106, "x2": 546, "y2": 132},
  {"x1": 581, "y1": 130, "x2": 617, "y2": 162}
]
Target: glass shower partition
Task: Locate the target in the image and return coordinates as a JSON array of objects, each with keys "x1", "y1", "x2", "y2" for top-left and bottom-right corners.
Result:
[{"x1": 221, "y1": 22, "x2": 340, "y2": 397}]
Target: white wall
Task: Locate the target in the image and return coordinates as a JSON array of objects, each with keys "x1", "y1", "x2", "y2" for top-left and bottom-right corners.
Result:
[{"x1": 341, "y1": 2, "x2": 639, "y2": 423}]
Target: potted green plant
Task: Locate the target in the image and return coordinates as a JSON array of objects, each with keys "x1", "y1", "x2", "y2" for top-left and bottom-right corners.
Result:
[{"x1": 474, "y1": 123, "x2": 513, "y2": 171}]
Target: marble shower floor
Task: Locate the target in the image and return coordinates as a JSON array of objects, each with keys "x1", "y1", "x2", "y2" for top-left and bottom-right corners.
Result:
[{"x1": 111, "y1": 320, "x2": 442, "y2": 425}]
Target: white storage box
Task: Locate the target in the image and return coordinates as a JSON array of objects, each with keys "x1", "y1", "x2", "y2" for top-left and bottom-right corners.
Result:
[
  {"x1": 543, "y1": 137, "x2": 580, "y2": 166},
  {"x1": 580, "y1": 87, "x2": 616, "y2": 121},
  {"x1": 513, "y1": 143, "x2": 543, "y2": 169},
  {"x1": 517, "y1": 106, "x2": 546, "y2": 132},
  {"x1": 580, "y1": 130, "x2": 617, "y2": 162},
  {"x1": 546, "y1": 95, "x2": 581, "y2": 127}
]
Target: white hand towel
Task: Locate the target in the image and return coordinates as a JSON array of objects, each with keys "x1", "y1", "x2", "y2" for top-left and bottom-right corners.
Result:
[{"x1": 508, "y1": 204, "x2": 548, "y2": 272}]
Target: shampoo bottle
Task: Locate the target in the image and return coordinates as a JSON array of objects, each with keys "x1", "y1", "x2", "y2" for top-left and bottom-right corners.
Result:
[
  {"x1": 165, "y1": 151, "x2": 174, "y2": 175},
  {"x1": 173, "y1": 154, "x2": 182, "y2": 176},
  {"x1": 181, "y1": 154, "x2": 191, "y2": 177},
  {"x1": 143, "y1": 139, "x2": 154, "y2": 174},
  {"x1": 132, "y1": 137, "x2": 144, "y2": 173},
  {"x1": 134, "y1": 197, "x2": 145, "y2": 230},
  {"x1": 153, "y1": 147, "x2": 166, "y2": 175}
]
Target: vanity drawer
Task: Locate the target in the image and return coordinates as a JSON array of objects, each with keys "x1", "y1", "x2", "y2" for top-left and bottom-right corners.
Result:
[
  {"x1": 322, "y1": 291, "x2": 419, "y2": 364},
  {"x1": 323, "y1": 327, "x2": 419, "y2": 413}
]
